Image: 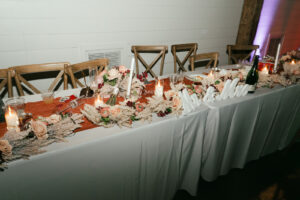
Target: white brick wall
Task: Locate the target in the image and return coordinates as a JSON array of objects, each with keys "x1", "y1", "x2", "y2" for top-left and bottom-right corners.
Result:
[{"x1": 0, "y1": 0, "x2": 243, "y2": 94}]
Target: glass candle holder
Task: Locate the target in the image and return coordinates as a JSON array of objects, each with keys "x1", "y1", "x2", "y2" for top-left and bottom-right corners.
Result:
[
  {"x1": 94, "y1": 94, "x2": 104, "y2": 108},
  {"x1": 5, "y1": 106, "x2": 20, "y2": 131},
  {"x1": 5, "y1": 97, "x2": 25, "y2": 117}
]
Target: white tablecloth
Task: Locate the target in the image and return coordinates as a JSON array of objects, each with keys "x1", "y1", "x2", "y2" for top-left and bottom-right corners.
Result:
[
  {"x1": 0, "y1": 89, "x2": 209, "y2": 200},
  {"x1": 201, "y1": 84, "x2": 300, "y2": 181},
  {"x1": 1, "y1": 69, "x2": 299, "y2": 199}
]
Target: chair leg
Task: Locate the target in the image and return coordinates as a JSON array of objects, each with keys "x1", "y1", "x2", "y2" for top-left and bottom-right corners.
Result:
[
  {"x1": 15, "y1": 74, "x2": 25, "y2": 96},
  {"x1": 64, "y1": 72, "x2": 68, "y2": 90},
  {"x1": 7, "y1": 71, "x2": 13, "y2": 97},
  {"x1": 68, "y1": 68, "x2": 77, "y2": 89}
]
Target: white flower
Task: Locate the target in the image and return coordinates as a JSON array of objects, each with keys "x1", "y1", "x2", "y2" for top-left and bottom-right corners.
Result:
[
  {"x1": 46, "y1": 114, "x2": 61, "y2": 124},
  {"x1": 108, "y1": 68, "x2": 121, "y2": 80}
]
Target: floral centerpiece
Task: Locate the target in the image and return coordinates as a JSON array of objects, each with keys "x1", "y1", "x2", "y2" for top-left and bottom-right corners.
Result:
[
  {"x1": 0, "y1": 113, "x2": 84, "y2": 169},
  {"x1": 97, "y1": 66, "x2": 144, "y2": 104}
]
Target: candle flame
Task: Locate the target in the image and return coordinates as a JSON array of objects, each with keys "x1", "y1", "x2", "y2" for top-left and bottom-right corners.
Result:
[
  {"x1": 291, "y1": 60, "x2": 296, "y2": 64},
  {"x1": 157, "y1": 80, "x2": 162, "y2": 87},
  {"x1": 7, "y1": 106, "x2": 14, "y2": 116}
]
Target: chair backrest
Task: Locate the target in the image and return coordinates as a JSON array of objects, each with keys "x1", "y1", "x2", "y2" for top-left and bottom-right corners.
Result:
[
  {"x1": 0, "y1": 68, "x2": 13, "y2": 98},
  {"x1": 131, "y1": 45, "x2": 168, "y2": 78},
  {"x1": 12, "y1": 62, "x2": 69, "y2": 96},
  {"x1": 171, "y1": 43, "x2": 198, "y2": 73},
  {"x1": 189, "y1": 52, "x2": 219, "y2": 71},
  {"x1": 227, "y1": 44, "x2": 259, "y2": 64},
  {"x1": 67, "y1": 58, "x2": 109, "y2": 88}
]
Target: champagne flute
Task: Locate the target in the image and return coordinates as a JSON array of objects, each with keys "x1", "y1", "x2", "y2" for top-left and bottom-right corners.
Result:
[{"x1": 89, "y1": 67, "x2": 98, "y2": 93}]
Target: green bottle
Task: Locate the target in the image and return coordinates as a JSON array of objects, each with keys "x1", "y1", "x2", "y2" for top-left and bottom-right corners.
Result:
[
  {"x1": 0, "y1": 98, "x2": 5, "y2": 122},
  {"x1": 246, "y1": 56, "x2": 259, "y2": 93}
]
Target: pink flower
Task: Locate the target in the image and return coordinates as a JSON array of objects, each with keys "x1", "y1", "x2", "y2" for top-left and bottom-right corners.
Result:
[
  {"x1": 110, "y1": 107, "x2": 121, "y2": 118},
  {"x1": 31, "y1": 120, "x2": 48, "y2": 140},
  {"x1": 194, "y1": 85, "x2": 203, "y2": 94},
  {"x1": 216, "y1": 82, "x2": 224, "y2": 93},
  {"x1": 0, "y1": 140, "x2": 12, "y2": 158},
  {"x1": 135, "y1": 103, "x2": 144, "y2": 112},
  {"x1": 172, "y1": 97, "x2": 181, "y2": 108},
  {"x1": 187, "y1": 88, "x2": 194, "y2": 95},
  {"x1": 238, "y1": 72, "x2": 244, "y2": 81},
  {"x1": 118, "y1": 65, "x2": 128, "y2": 74},
  {"x1": 100, "y1": 107, "x2": 110, "y2": 118}
]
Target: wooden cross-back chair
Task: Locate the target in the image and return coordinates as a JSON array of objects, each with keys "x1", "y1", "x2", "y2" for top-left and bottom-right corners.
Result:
[
  {"x1": 227, "y1": 44, "x2": 259, "y2": 64},
  {"x1": 0, "y1": 68, "x2": 13, "y2": 98},
  {"x1": 12, "y1": 62, "x2": 70, "y2": 96},
  {"x1": 189, "y1": 52, "x2": 219, "y2": 71},
  {"x1": 131, "y1": 45, "x2": 168, "y2": 78},
  {"x1": 171, "y1": 43, "x2": 198, "y2": 73},
  {"x1": 66, "y1": 58, "x2": 109, "y2": 88}
]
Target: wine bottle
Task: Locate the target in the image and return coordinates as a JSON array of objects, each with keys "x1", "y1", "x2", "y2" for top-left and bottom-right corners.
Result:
[
  {"x1": 0, "y1": 98, "x2": 5, "y2": 123},
  {"x1": 246, "y1": 55, "x2": 259, "y2": 93}
]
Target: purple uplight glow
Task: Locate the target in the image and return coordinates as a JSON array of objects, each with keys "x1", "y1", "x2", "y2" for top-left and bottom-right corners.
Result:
[{"x1": 253, "y1": 0, "x2": 281, "y2": 57}]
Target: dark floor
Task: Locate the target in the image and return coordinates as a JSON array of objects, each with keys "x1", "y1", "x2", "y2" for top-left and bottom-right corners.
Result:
[{"x1": 173, "y1": 143, "x2": 300, "y2": 200}]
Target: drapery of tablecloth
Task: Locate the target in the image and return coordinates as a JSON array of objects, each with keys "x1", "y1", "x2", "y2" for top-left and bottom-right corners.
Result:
[
  {"x1": 0, "y1": 89, "x2": 209, "y2": 200},
  {"x1": 201, "y1": 84, "x2": 300, "y2": 181}
]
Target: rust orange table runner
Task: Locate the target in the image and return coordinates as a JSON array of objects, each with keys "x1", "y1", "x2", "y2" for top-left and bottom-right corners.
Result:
[{"x1": 0, "y1": 78, "x2": 193, "y2": 138}]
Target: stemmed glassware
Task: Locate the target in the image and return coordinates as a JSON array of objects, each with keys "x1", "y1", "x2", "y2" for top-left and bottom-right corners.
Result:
[
  {"x1": 177, "y1": 70, "x2": 185, "y2": 83},
  {"x1": 89, "y1": 67, "x2": 98, "y2": 93}
]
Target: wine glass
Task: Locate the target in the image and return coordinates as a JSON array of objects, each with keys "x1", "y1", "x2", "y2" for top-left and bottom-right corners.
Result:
[
  {"x1": 177, "y1": 70, "x2": 185, "y2": 83},
  {"x1": 89, "y1": 67, "x2": 98, "y2": 93},
  {"x1": 169, "y1": 74, "x2": 178, "y2": 87}
]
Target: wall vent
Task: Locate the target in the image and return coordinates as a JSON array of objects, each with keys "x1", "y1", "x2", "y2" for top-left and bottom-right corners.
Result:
[{"x1": 87, "y1": 49, "x2": 122, "y2": 67}]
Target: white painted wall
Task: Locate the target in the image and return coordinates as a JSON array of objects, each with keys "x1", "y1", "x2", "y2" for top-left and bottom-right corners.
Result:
[{"x1": 0, "y1": 0, "x2": 243, "y2": 93}]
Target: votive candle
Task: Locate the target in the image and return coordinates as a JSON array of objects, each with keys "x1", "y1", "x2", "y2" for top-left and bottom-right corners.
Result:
[{"x1": 5, "y1": 106, "x2": 19, "y2": 131}]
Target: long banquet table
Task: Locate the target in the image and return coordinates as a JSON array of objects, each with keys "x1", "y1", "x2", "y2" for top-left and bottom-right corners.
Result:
[{"x1": 0, "y1": 67, "x2": 299, "y2": 200}]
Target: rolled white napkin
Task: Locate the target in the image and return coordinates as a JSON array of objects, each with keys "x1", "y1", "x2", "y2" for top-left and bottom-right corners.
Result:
[
  {"x1": 221, "y1": 79, "x2": 231, "y2": 100},
  {"x1": 229, "y1": 78, "x2": 240, "y2": 98}
]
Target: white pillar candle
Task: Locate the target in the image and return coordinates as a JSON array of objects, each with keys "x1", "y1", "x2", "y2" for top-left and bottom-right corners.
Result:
[
  {"x1": 155, "y1": 80, "x2": 164, "y2": 97},
  {"x1": 94, "y1": 95, "x2": 104, "y2": 108},
  {"x1": 274, "y1": 44, "x2": 281, "y2": 72},
  {"x1": 5, "y1": 106, "x2": 19, "y2": 131},
  {"x1": 126, "y1": 56, "x2": 135, "y2": 98}
]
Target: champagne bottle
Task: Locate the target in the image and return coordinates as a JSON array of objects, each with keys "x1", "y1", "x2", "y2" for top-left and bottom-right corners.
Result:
[
  {"x1": 0, "y1": 98, "x2": 5, "y2": 122},
  {"x1": 246, "y1": 55, "x2": 259, "y2": 93}
]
